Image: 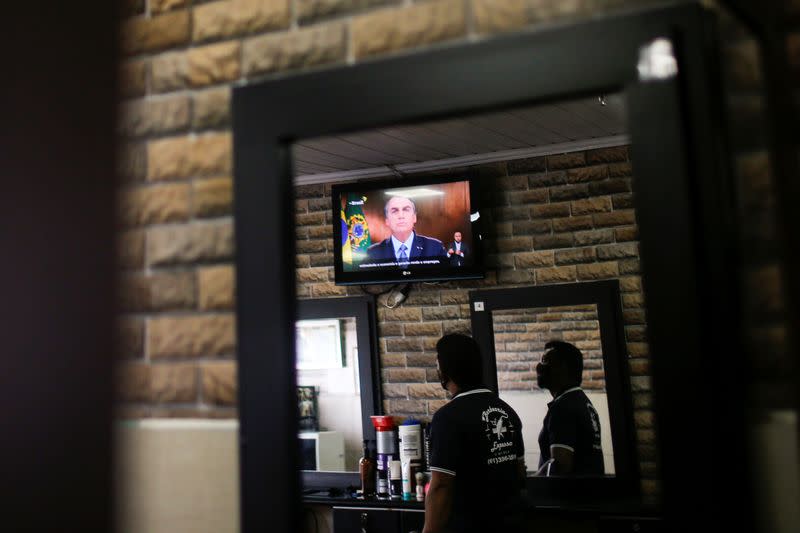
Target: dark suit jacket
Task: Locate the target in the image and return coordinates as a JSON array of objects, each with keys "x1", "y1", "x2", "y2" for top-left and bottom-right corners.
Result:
[
  {"x1": 447, "y1": 241, "x2": 471, "y2": 266},
  {"x1": 366, "y1": 234, "x2": 447, "y2": 264}
]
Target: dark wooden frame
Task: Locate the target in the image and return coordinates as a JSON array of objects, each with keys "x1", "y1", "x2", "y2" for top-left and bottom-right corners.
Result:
[
  {"x1": 297, "y1": 296, "x2": 382, "y2": 490},
  {"x1": 470, "y1": 280, "x2": 639, "y2": 503},
  {"x1": 233, "y1": 3, "x2": 753, "y2": 531},
  {"x1": 2, "y1": 2, "x2": 119, "y2": 531}
]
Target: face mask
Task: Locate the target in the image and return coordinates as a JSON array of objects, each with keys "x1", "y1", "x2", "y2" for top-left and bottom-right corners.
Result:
[
  {"x1": 536, "y1": 362, "x2": 550, "y2": 389},
  {"x1": 437, "y1": 369, "x2": 449, "y2": 391}
]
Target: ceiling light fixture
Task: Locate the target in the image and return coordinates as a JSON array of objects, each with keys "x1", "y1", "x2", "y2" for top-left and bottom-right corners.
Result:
[{"x1": 384, "y1": 188, "x2": 446, "y2": 199}]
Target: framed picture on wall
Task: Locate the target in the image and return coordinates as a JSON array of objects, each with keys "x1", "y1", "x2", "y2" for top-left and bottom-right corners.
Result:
[
  {"x1": 297, "y1": 385, "x2": 319, "y2": 432},
  {"x1": 296, "y1": 319, "x2": 344, "y2": 370}
]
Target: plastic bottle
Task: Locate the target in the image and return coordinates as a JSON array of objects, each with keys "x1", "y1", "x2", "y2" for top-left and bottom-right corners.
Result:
[
  {"x1": 389, "y1": 460, "x2": 403, "y2": 499},
  {"x1": 422, "y1": 422, "x2": 431, "y2": 472},
  {"x1": 401, "y1": 460, "x2": 413, "y2": 500},
  {"x1": 376, "y1": 453, "x2": 390, "y2": 498},
  {"x1": 359, "y1": 440, "x2": 376, "y2": 498},
  {"x1": 371, "y1": 416, "x2": 396, "y2": 499},
  {"x1": 399, "y1": 420, "x2": 422, "y2": 464},
  {"x1": 370, "y1": 416, "x2": 397, "y2": 456},
  {"x1": 399, "y1": 419, "x2": 422, "y2": 500}
]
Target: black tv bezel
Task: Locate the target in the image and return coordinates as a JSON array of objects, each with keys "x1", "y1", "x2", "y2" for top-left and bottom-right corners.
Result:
[{"x1": 331, "y1": 174, "x2": 486, "y2": 286}]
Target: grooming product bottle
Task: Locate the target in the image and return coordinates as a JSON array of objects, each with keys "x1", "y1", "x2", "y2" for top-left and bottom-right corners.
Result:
[
  {"x1": 376, "y1": 453, "x2": 391, "y2": 498},
  {"x1": 422, "y1": 422, "x2": 431, "y2": 472},
  {"x1": 399, "y1": 419, "x2": 422, "y2": 500},
  {"x1": 401, "y1": 460, "x2": 412, "y2": 500},
  {"x1": 359, "y1": 440, "x2": 376, "y2": 497},
  {"x1": 399, "y1": 419, "x2": 422, "y2": 463},
  {"x1": 370, "y1": 416, "x2": 396, "y2": 499},
  {"x1": 371, "y1": 416, "x2": 397, "y2": 456},
  {"x1": 389, "y1": 460, "x2": 403, "y2": 499}
]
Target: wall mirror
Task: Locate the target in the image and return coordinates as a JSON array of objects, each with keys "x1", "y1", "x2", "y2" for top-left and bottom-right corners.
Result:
[
  {"x1": 233, "y1": 4, "x2": 742, "y2": 529},
  {"x1": 296, "y1": 296, "x2": 380, "y2": 487},
  {"x1": 490, "y1": 303, "x2": 615, "y2": 474},
  {"x1": 471, "y1": 281, "x2": 638, "y2": 501}
]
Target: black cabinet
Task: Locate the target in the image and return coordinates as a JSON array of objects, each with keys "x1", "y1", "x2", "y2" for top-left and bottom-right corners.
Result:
[
  {"x1": 332, "y1": 507, "x2": 424, "y2": 533},
  {"x1": 400, "y1": 510, "x2": 425, "y2": 533}
]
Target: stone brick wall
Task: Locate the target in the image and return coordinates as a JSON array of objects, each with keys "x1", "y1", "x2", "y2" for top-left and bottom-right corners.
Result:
[{"x1": 492, "y1": 305, "x2": 604, "y2": 392}]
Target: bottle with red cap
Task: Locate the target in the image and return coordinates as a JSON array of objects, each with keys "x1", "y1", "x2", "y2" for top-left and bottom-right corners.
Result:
[{"x1": 370, "y1": 416, "x2": 396, "y2": 499}]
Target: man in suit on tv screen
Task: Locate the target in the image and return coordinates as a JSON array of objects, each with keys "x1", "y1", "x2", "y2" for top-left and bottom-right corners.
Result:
[{"x1": 366, "y1": 195, "x2": 447, "y2": 268}]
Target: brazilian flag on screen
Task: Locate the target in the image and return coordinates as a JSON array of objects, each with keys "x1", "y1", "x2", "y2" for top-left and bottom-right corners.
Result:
[
  {"x1": 340, "y1": 209, "x2": 353, "y2": 267},
  {"x1": 344, "y1": 193, "x2": 371, "y2": 268}
]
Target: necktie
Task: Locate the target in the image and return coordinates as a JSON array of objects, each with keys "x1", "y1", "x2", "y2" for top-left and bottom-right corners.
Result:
[{"x1": 398, "y1": 244, "x2": 409, "y2": 268}]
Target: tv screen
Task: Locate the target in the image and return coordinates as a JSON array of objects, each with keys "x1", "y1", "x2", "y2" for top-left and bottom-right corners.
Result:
[{"x1": 332, "y1": 176, "x2": 485, "y2": 285}]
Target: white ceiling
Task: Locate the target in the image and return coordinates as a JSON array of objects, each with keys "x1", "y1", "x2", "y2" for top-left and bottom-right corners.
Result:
[{"x1": 292, "y1": 93, "x2": 628, "y2": 183}]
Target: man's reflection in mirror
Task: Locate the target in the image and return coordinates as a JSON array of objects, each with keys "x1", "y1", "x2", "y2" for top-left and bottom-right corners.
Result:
[{"x1": 534, "y1": 341, "x2": 604, "y2": 476}]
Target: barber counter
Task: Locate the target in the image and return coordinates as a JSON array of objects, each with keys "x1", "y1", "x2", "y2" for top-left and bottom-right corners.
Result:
[{"x1": 302, "y1": 493, "x2": 663, "y2": 533}]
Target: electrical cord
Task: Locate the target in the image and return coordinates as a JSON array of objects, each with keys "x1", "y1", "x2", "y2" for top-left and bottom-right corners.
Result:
[
  {"x1": 359, "y1": 283, "x2": 397, "y2": 297},
  {"x1": 385, "y1": 283, "x2": 412, "y2": 309},
  {"x1": 358, "y1": 282, "x2": 412, "y2": 308}
]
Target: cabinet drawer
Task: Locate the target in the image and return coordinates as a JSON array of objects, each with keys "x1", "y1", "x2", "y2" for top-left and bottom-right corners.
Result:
[
  {"x1": 400, "y1": 510, "x2": 425, "y2": 533},
  {"x1": 333, "y1": 507, "x2": 400, "y2": 533}
]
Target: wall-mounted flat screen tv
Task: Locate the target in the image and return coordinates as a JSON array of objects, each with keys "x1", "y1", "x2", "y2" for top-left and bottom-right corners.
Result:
[{"x1": 332, "y1": 176, "x2": 485, "y2": 285}]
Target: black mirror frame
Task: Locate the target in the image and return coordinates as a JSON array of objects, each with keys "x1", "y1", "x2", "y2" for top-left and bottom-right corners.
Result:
[
  {"x1": 297, "y1": 295, "x2": 382, "y2": 489},
  {"x1": 233, "y1": 3, "x2": 750, "y2": 531},
  {"x1": 470, "y1": 280, "x2": 639, "y2": 504}
]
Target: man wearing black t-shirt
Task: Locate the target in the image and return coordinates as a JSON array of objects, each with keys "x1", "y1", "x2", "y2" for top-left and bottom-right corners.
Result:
[
  {"x1": 423, "y1": 334, "x2": 526, "y2": 533},
  {"x1": 535, "y1": 340, "x2": 604, "y2": 476}
]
